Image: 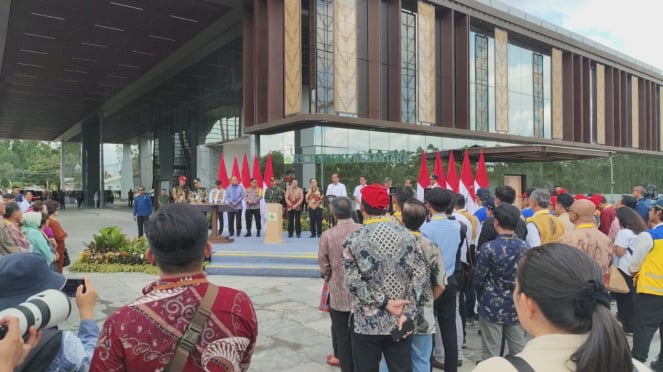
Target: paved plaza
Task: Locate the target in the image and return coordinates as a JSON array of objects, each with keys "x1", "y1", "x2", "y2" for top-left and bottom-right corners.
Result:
[{"x1": 53, "y1": 203, "x2": 658, "y2": 371}]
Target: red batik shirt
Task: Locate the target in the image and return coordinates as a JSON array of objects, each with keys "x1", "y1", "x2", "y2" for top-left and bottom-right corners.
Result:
[{"x1": 90, "y1": 274, "x2": 258, "y2": 372}]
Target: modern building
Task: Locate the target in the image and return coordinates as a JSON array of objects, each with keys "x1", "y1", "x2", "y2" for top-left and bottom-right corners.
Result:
[{"x1": 1, "y1": 0, "x2": 662, "y2": 206}]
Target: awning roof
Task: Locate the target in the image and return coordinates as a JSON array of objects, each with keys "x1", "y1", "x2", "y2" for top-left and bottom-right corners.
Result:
[{"x1": 435, "y1": 145, "x2": 614, "y2": 163}]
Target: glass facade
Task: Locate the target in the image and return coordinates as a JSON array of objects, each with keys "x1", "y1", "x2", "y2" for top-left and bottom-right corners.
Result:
[
  {"x1": 400, "y1": 9, "x2": 417, "y2": 123},
  {"x1": 469, "y1": 31, "x2": 496, "y2": 132},
  {"x1": 507, "y1": 43, "x2": 551, "y2": 139},
  {"x1": 314, "y1": 0, "x2": 335, "y2": 114}
]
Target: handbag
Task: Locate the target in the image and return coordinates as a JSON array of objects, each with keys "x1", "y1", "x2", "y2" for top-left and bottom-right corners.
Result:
[
  {"x1": 163, "y1": 284, "x2": 219, "y2": 372},
  {"x1": 63, "y1": 248, "x2": 71, "y2": 267},
  {"x1": 606, "y1": 265, "x2": 630, "y2": 294}
]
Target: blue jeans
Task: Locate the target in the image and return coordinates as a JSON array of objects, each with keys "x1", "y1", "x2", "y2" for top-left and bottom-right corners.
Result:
[{"x1": 380, "y1": 334, "x2": 433, "y2": 372}]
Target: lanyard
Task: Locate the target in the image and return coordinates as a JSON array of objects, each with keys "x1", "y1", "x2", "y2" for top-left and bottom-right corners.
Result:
[
  {"x1": 575, "y1": 223, "x2": 595, "y2": 229},
  {"x1": 412, "y1": 231, "x2": 421, "y2": 237},
  {"x1": 431, "y1": 215, "x2": 448, "y2": 221},
  {"x1": 154, "y1": 278, "x2": 208, "y2": 291},
  {"x1": 363, "y1": 216, "x2": 391, "y2": 225}
]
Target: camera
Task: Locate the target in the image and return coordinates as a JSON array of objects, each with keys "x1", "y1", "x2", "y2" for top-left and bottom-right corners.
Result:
[
  {"x1": 0, "y1": 289, "x2": 71, "y2": 339},
  {"x1": 644, "y1": 185, "x2": 658, "y2": 200}
]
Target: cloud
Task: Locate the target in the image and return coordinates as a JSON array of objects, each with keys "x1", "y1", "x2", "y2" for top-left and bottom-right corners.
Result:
[{"x1": 498, "y1": 0, "x2": 663, "y2": 72}]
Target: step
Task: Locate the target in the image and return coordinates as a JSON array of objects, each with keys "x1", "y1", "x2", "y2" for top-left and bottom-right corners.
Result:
[
  {"x1": 205, "y1": 263, "x2": 320, "y2": 278},
  {"x1": 210, "y1": 251, "x2": 317, "y2": 265}
]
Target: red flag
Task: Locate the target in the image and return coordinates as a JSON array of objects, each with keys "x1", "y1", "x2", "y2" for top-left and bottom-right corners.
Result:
[
  {"x1": 263, "y1": 152, "x2": 274, "y2": 189},
  {"x1": 433, "y1": 151, "x2": 446, "y2": 188},
  {"x1": 446, "y1": 151, "x2": 459, "y2": 192},
  {"x1": 231, "y1": 155, "x2": 241, "y2": 184},
  {"x1": 416, "y1": 150, "x2": 430, "y2": 201},
  {"x1": 217, "y1": 154, "x2": 230, "y2": 188},
  {"x1": 252, "y1": 154, "x2": 263, "y2": 187},
  {"x1": 460, "y1": 149, "x2": 478, "y2": 212},
  {"x1": 241, "y1": 153, "x2": 251, "y2": 188},
  {"x1": 474, "y1": 148, "x2": 489, "y2": 191}
]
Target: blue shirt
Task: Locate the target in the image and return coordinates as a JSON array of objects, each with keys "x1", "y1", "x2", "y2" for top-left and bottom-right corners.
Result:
[
  {"x1": 520, "y1": 207, "x2": 534, "y2": 219},
  {"x1": 475, "y1": 234, "x2": 527, "y2": 324},
  {"x1": 636, "y1": 198, "x2": 650, "y2": 224},
  {"x1": 47, "y1": 319, "x2": 99, "y2": 372},
  {"x1": 421, "y1": 213, "x2": 460, "y2": 279},
  {"x1": 133, "y1": 194, "x2": 153, "y2": 217},
  {"x1": 474, "y1": 207, "x2": 488, "y2": 223},
  {"x1": 223, "y1": 184, "x2": 245, "y2": 209}
]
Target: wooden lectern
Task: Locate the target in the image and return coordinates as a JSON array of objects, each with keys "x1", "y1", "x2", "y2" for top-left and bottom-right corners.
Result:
[
  {"x1": 191, "y1": 203, "x2": 234, "y2": 244},
  {"x1": 264, "y1": 203, "x2": 284, "y2": 244}
]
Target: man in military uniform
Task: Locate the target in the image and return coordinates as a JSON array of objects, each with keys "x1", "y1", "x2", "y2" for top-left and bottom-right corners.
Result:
[
  {"x1": 188, "y1": 178, "x2": 208, "y2": 204},
  {"x1": 264, "y1": 177, "x2": 285, "y2": 205},
  {"x1": 172, "y1": 175, "x2": 189, "y2": 203}
]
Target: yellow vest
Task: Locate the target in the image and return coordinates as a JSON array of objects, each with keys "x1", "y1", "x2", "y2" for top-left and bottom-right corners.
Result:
[
  {"x1": 637, "y1": 228, "x2": 663, "y2": 296},
  {"x1": 458, "y1": 209, "x2": 478, "y2": 241},
  {"x1": 527, "y1": 210, "x2": 564, "y2": 244}
]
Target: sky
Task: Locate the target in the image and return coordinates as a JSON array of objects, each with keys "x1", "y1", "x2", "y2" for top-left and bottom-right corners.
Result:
[{"x1": 497, "y1": 0, "x2": 662, "y2": 72}]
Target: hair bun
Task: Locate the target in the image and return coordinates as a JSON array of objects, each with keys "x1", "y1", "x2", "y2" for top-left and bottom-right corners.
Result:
[{"x1": 574, "y1": 280, "x2": 610, "y2": 318}]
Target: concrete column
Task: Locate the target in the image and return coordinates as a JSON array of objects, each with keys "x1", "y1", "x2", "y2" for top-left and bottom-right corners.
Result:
[
  {"x1": 158, "y1": 129, "x2": 174, "y2": 186},
  {"x1": 121, "y1": 144, "x2": 133, "y2": 198},
  {"x1": 139, "y1": 136, "x2": 153, "y2": 190},
  {"x1": 80, "y1": 119, "x2": 101, "y2": 208}
]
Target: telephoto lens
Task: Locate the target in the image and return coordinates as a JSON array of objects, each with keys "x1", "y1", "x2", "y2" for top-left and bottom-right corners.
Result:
[{"x1": 0, "y1": 289, "x2": 71, "y2": 339}]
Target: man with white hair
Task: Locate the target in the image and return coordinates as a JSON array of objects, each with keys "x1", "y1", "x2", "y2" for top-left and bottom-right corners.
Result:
[{"x1": 525, "y1": 188, "x2": 564, "y2": 248}]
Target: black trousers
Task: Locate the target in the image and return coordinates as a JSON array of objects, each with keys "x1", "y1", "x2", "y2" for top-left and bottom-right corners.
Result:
[
  {"x1": 287, "y1": 210, "x2": 301, "y2": 236},
  {"x1": 615, "y1": 269, "x2": 635, "y2": 332},
  {"x1": 633, "y1": 293, "x2": 663, "y2": 362},
  {"x1": 136, "y1": 215, "x2": 149, "y2": 237},
  {"x1": 227, "y1": 209, "x2": 242, "y2": 235},
  {"x1": 434, "y1": 282, "x2": 458, "y2": 372},
  {"x1": 215, "y1": 211, "x2": 224, "y2": 235},
  {"x1": 331, "y1": 310, "x2": 353, "y2": 372},
  {"x1": 308, "y1": 208, "x2": 322, "y2": 236},
  {"x1": 245, "y1": 208, "x2": 261, "y2": 232},
  {"x1": 351, "y1": 331, "x2": 412, "y2": 372}
]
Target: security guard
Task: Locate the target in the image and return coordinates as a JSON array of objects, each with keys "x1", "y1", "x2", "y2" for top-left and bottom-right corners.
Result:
[{"x1": 172, "y1": 175, "x2": 190, "y2": 203}]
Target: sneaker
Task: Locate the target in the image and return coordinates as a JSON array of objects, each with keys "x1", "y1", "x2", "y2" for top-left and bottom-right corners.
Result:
[{"x1": 244, "y1": 232, "x2": 251, "y2": 237}]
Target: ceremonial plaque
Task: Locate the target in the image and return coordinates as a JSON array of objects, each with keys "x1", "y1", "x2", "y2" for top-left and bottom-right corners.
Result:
[{"x1": 264, "y1": 202, "x2": 284, "y2": 244}]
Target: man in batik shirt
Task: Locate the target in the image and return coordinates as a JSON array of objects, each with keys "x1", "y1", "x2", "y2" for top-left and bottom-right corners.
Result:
[
  {"x1": 343, "y1": 184, "x2": 422, "y2": 372},
  {"x1": 91, "y1": 203, "x2": 258, "y2": 371},
  {"x1": 475, "y1": 204, "x2": 527, "y2": 360},
  {"x1": 402, "y1": 199, "x2": 446, "y2": 372}
]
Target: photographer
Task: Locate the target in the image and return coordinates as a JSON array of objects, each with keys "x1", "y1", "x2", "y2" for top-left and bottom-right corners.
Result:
[{"x1": 0, "y1": 252, "x2": 99, "y2": 371}]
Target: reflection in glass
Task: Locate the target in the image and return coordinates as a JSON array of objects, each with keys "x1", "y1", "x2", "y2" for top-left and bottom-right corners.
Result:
[
  {"x1": 315, "y1": 0, "x2": 334, "y2": 114},
  {"x1": 475, "y1": 34, "x2": 489, "y2": 131},
  {"x1": 533, "y1": 53, "x2": 544, "y2": 137},
  {"x1": 401, "y1": 9, "x2": 416, "y2": 123}
]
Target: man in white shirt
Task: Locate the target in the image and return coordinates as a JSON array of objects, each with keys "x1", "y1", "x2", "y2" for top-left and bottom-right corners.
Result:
[
  {"x1": 429, "y1": 174, "x2": 441, "y2": 188},
  {"x1": 208, "y1": 180, "x2": 226, "y2": 236},
  {"x1": 326, "y1": 173, "x2": 347, "y2": 227},
  {"x1": 352, "y1": 176, "x2": 366, "y2": 224},
  {"x1": 19, "y1": 191, "x2": 32, "y2": 212}
]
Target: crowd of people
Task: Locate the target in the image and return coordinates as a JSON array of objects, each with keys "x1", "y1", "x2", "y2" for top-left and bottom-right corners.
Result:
[
  {"x1": 2, "y1": 175, "x2": 663, "y2": 372},
  {"x1": 317, "y1": 176, "x2": 663, "y2": 372}
]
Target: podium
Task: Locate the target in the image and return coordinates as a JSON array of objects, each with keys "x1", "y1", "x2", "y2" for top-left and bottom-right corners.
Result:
[
  {"x1": 191, "y1": 203, "x2": 234, "y2": 244},
  {"x1": 264, "y1": 203, "x2": 284, "y2": 244}
]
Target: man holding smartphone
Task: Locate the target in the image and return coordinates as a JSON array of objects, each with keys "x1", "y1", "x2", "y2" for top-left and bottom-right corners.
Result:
[{"x1": 343, "y1": 184, "x2": 424, "y2": 372}]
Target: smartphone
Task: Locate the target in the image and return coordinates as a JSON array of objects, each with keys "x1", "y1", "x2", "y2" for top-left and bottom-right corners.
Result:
[
  {"x1": 62, "y1": 278, "x2": 85, "y2": 297},
  {"x1": 390, "y1": 317, "x2": 414, "y2": 341}
]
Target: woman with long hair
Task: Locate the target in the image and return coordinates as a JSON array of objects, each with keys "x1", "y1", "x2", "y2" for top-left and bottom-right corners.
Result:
[
  {"x1": 474, "y1": 243, "x2": 644, "y2": 372},
  {"x1": 45, "y1": 200, "x2": 67, "y2": 272},
  {"x1": 614, "y1": 207, "x2": 648, "y2": 334}
]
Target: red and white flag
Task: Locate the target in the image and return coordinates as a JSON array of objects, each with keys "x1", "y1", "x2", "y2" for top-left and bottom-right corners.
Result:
[
  {"x1": 446, "y1": 151, "x2": 459, "y2": 192},
  {"x1": 263, "y1": 153, "x2": 274, "y2": 189},
  {"x1": 231, "y1": 155, "x2": 241, "y2": 184},
  {"x1": 241, "y1": 153, "x2": 251, "y2": 188},
  {"x1": 252, "y1": 154, "x2": 263, "y2": 188},
  {"x1": 474, "y1": 148, "x2": 489, "y2": 192},
  {"x1": 460, "y1": 149, "x2": 478, "y2": 213},
  {"x1": 433, "y1": 151, "x2": 446, "y2": 189},
  {"x1": 217, "y1": 153, "x2": 230, "y2": 188},
  {"x1": 416, "y1": 150, "x2": 430, "y2": 201}
]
